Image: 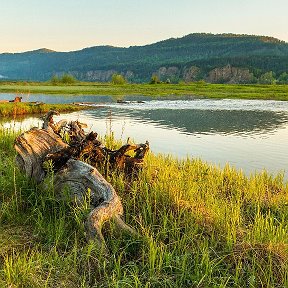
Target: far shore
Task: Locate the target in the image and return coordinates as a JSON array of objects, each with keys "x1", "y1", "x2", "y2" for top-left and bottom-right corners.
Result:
[
  {"x1": 0, "y1": 102, "x2": 90, "y2": 117},
  {"x1": 0, "y1": 81, "x2": 287, "y2": 101}
]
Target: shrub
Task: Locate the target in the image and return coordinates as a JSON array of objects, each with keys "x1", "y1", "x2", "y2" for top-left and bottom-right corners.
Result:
[
  {"x1": 278, "y1": 72, "x2": 288, "y2": 84},
  {"x1": 150, "y1": 75, "x2": 161, "y2": 84},
  {"x1": 50, "y1": 75, "x2": 60, "y2": 85},
  {"x1": 111, "y1": 74, "x2": 126, "y2": 85},
  {"x1": 50, "y1": 74, "x2": 77, "y2": 85},
  {"x1": 61, "y1": 73, "x2": 77, "y2": 84},
  {"x1": 258, "y1": 71, "x2": 276, "y2": 84}
]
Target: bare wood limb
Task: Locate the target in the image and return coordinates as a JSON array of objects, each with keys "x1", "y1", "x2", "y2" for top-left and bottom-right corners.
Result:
[
  {"x1": 14, "y1": 110, "x2": 147, "y2": 247},
  {"x1": 14, "y1": 128, "x2": 68, "y2": 182},
  {"x1": 54, "y1": 159, "x2": 136, "y2": 245}
]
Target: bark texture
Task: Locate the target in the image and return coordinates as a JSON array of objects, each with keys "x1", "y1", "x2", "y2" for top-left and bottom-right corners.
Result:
[
  {"x1": 14, "y1": 111, "x2": 148, "y2": 246},
  {"x1": 15, "y1": 127, "x2": 68, "y2": 181}
]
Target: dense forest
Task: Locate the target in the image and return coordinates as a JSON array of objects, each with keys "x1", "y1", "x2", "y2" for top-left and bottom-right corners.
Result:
[{"x1": 1, "y1": 33, "x2": 288, "y2": 83}]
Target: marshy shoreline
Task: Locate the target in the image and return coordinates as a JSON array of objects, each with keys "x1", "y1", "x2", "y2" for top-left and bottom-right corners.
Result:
[
  {"x1": 0, "y1": 102, "x2": 91, "y2": 117},
  {"x1": 0, "y1": 81, "x2": 288, "y2": 100}
]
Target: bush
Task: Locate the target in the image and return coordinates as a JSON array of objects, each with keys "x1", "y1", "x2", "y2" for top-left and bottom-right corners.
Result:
[
  {"x1": 50, "y1": 75, "x2": 60, "y2": 85},
  {"x1": 278, "y1": 72, "x2": 288, "y2": 84},
  {"x1": 258, "y1": 71, "x2": 276, "y2": 84},
  {"x1": 111, "y1": 74, "x2": 126, "y2": 85},
  {"x1": 150, "y1": 75, "x2": 161, "y2": 84},
  {"x1": 50, "y1": 74, "x2": 77, "y2": 85},
  {"x1": 61, "y1": 73, "x2": 77, "y2": 84}
]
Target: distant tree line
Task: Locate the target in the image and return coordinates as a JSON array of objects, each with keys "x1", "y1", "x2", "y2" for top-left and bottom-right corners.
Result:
[{"x1": 4, "y1": 33, "x2": 288, "y2": 83}]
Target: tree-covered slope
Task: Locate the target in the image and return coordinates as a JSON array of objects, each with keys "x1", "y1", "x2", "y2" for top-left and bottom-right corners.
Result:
[{"x1": 1, "y1": 33, "x2": 288, "y2": 83}]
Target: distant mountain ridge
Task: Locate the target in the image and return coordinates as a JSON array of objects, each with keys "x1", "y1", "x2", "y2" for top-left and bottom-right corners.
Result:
[{"x1": 1, "y1": 33, "x2": 288, "y2": 83}]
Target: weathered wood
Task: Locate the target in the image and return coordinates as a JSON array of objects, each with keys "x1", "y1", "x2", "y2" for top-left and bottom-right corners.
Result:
[
  {"x1": 15, "y1": 127, "x2": 68, "y2": 182},
  {"x1": 14, "y1": 111, "x2": 146, "y2": 246},
  {"x1": 45, "y1": 117, "x2": 150, "y2": 176},
  {"x1": 54, "y1": 159, "x2": 136, "y2": 244},
  {"x1": 42, "y1": 110, "x2": 59, "y2": 130},
  {"x1": 10, "y1": 96, "x2": 22, "y2": 103},
  {"x1": 0, "y1": 96, "x2": 22, "y2": 103}
]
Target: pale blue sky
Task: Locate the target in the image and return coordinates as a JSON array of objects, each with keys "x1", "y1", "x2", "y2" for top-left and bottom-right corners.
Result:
[{"x1": 1, "y1": 0, "x2": 287, "y2": 52}]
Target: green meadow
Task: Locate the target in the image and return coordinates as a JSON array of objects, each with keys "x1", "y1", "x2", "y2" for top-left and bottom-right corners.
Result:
[
  {"x1": 0, "y1": 81, "x2": 288, "y2": 100},
  {"x1": 1, "y1": 127, "x2": 288, "y2": 287}
]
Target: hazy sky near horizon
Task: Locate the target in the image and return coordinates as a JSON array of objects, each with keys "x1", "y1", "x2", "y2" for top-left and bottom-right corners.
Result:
[{"x1": 1, "y1": 0, "x2": 287, "y2": 53}]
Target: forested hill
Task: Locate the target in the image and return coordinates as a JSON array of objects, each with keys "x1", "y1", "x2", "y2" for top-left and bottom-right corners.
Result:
[{"x1": 1, "y1": 33, "x2": 288, "y2": 83}]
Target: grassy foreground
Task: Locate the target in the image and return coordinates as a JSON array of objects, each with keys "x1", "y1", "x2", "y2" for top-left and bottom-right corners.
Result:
[
  {"x1": 0, "y1": 102, "x2": 86, "y2": 117},
  {"x1": 1, "y1": 128, "x2": 288, "y2": 287},
  {"x1": 0, "y1": 81, "x2": 288, "y2": 100}
]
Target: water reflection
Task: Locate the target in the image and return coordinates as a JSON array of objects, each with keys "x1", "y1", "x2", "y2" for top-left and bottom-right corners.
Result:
[
  {"x1": 1, "y1": 94, "x2": 288, "y2": 178},
  {"x1": 97, "y1": 108, "x2": 288, "y2": 136}
]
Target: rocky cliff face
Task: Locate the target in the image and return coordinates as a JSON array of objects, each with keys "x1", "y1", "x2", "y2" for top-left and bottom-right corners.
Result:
[
  {"x1": 183, "y1": 66, "x2": 202, "y2": 82},
  {"x1": 152, "y1": 65, "x2": 254, "y2": 84},
  {"x1": 206, "y1": 65, "x2": 254, "y2": 84},
  {"x1": 154, "y1": 66, "x2": 181, "y2": 82},
  {"x1": 153, "y1": 66, "x2": 202, "y2": 83},
  {"x1": 72, "y1": 70, "x2": 134, "y2": 82},
  {"x1": 72, "y1": 70, "x2": 116, "y2": 82}
]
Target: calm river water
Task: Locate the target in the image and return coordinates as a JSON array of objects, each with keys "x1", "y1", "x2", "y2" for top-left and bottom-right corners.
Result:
[{"x1": 1, "y1": 93, "x2": 288, "y2": 178}]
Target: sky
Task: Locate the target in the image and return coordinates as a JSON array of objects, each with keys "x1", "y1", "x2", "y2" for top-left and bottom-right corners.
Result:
[{"x1": 1, "y1": 0, "x2": 288, "y2": 53}]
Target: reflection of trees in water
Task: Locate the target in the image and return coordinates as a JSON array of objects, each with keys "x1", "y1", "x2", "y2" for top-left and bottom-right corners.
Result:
[
  {"x1": 3, "y1": 107, "x2": 288, "y2": 137},
  {"x1": 113, "y1": 109, "x2": 288, "y2": 135}
]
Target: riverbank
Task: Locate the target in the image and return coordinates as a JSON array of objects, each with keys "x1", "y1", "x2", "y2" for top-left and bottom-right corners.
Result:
[
  {"x1": 1, "y1": 128, "x2": 288, "y2": 287},
  {"x1": 0, "y1": 81, "x2": 288, "y2": 100},
  {"x1": 0, "y1": 102, "x2": 88, "y2": 117}
]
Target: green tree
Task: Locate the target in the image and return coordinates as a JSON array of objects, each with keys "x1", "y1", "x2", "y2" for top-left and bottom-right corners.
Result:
[
  {"x1": 278, "y1": 72, "x2": 288, "y2": 84},
  {"x1": 61, "y1": 73, "x2": 77, "y2": 84},
  {"x1": 50, "y1": 75, "x2": 60, "y2": 85},
  {"x1": 258, "y1": 71, "x2": 275, "y2": 84},
  {"x1": 111, "y1": 74, "x2": 126, "y2": 85}
]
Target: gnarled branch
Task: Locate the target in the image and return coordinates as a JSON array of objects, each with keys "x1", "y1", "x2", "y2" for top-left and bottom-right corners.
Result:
[{"x1": 14, "y1": 111, "x2": 149, "y2": 247}]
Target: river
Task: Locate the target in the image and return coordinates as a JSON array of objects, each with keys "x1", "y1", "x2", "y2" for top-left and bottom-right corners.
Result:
[{"x1": 1, "y1": 93, "x2": 288, "y2": 178}]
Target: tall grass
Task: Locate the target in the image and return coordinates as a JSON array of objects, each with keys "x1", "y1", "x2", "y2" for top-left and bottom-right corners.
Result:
[{"x1": 0, "y1": 128, "x2": 288, "y2": 287}]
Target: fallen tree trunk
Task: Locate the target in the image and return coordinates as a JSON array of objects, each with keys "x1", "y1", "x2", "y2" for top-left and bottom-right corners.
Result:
[
  {"x1": 14, "y1": 127, "x2": 68, "y2": 181},
  {"x1": 14, "y1": 111, "x2": 149, "y2": 246},
  {"x1": 54, "y1": 159, "x2": 137, "y2": 245}
]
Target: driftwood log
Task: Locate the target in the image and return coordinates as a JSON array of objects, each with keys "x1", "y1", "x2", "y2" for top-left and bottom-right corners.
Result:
[
  {"x1": 14, "y1": 127, "x2": 68, "y2": 181},
  {"x1": 14, "y1": 111, "x2": 149, "y2": 246}
]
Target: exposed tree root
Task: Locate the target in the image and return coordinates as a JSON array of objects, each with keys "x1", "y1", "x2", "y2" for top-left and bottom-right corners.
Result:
[{"x1": 14, "y1": 110, "x2": 149, "y2": 247}]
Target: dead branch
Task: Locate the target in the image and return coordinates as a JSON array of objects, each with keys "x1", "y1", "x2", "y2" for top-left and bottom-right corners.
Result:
[{"x1": 14, "y1": 110, "x2": 149, "y2": 247}]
